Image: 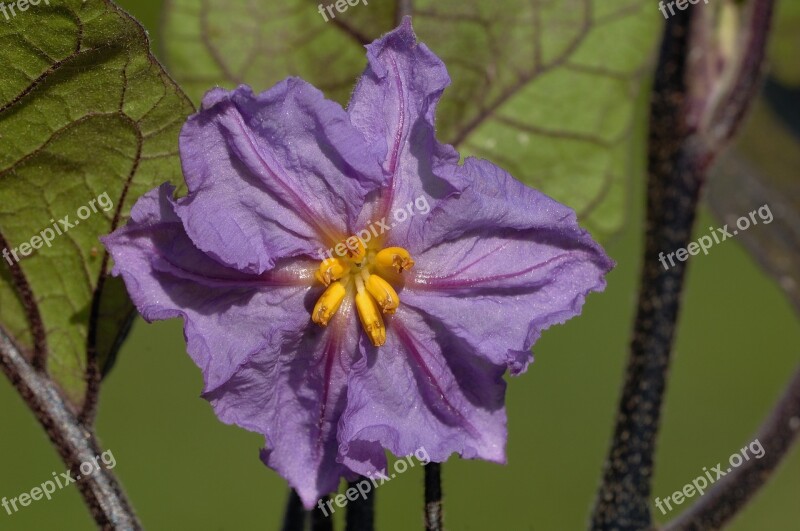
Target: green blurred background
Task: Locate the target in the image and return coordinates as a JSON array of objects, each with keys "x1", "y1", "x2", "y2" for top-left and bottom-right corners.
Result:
[{"x1": 1, "y1": 1, "x2": 798, "y2": 530}]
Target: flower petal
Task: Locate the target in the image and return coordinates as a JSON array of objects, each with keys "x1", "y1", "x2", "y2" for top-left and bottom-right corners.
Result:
[
  {"x1": 101, "y1": 183, "x2": 314, "y2": 392},
  {"x1": 104, "y1": 184, "x2": 362, "y2": 505},
  {"x1": 402, "y1": 158, "x2": 614, "y2": 374},
  {"x1": 339, "y1": 306, "x2": 507, "y2": 472},
  {"x1": 177, "y1": 82, "x2": 385, "y2": 274},
  {"x1": 204, "y1": 303, "x2": 361, "y2": 509},
  {"x1": 347, "y1": 18, "x2": 462, "y2": 239}
]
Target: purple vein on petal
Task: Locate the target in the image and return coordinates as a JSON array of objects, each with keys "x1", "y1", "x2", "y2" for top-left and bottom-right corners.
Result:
[
  {"x1": 377, "y1": 52, "x2": 407, "y2": 220},
  {"x1": 408, "y1": 250, "x2": 578, "y2": 290},
  {"x1": 152, "y1": 256, "x2": 316, "y2": 289},
  {"x1": 392, "y1": 318, "x2": 480, "y2": 439},
  {"x1": 121, "y1": 218, "x2": 317, "y2": 288},
  {"x1": 387, "y1": 53, "x2": 406, "y2": 176},
  {"x1": 314, "y1": 306, "x2": 351, "y2": 460},
  {"x1": 230, "y1": 107, "x2": 343, "y2": 245}
]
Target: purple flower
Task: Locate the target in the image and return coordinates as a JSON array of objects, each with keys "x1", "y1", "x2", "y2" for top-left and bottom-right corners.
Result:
[{"x1": 103, "y1": 18, "x2": 613, "y2": 508}]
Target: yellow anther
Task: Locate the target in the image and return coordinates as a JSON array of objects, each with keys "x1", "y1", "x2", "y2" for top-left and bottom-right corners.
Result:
[
  {"x1": 340, "y1": 236, "x2": 367, "y2": 263},
  {"x1": 355, "y1": 291, "x2": 386, "y2": 347},
  {"x1": 314, "y1": 257, "x2": 350, "y2": 286},
  {"x1": 375, "y1": 247, "x2": 415, "y2": 273},
  {"x1": 309, "y1": 239, "x2": 411, "y2": 345},
  {"x1": 365, "y1": 273, "x2": 399, "y2": 314},
  {"x1": 311, "y1": 281, "x2": 346, "y2": 327}
]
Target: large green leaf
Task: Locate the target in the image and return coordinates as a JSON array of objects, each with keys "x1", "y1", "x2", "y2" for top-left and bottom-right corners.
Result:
[
  {"x1": 0, "y1": 0, "x2": 194, "y2": 407},
  {"x1": 161, "y1": 0, "x2": 659, "y2": 240}
]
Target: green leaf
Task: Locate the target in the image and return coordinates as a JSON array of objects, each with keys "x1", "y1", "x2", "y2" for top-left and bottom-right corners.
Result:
[
  {"x1": 161, "y1": 0, "x2": 659, "y2": 240},
  {"x1": 0, "y1": 0, "x2": 194, "y2": 408}
]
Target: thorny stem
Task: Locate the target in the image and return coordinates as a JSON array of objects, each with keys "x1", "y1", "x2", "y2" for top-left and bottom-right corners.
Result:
[
  {"x1": 424, "y1": 462, "x2": 443, "y2": 531},
  {"x1": 590, "y1": 8, "x2": 700, "y2": 527},
  {"x1": 0, "y1": 328, "x2": 140, "y2": 530},
  {"x1": 590, "y1": 0, "x2": 775, "y2": 528},
  {"x1": 664, "y1": 365, "x2": 800, "y2": 530}
]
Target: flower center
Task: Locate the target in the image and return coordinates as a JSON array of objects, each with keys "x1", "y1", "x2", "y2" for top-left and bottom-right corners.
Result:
[{"x1": 311, "y1": 237, "x2": 414, "y2": 347}]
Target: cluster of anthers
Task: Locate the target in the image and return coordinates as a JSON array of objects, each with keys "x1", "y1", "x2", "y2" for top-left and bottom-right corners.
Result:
[{"x1": 311, "y1": 238, "x2": 415, "y2": 347}]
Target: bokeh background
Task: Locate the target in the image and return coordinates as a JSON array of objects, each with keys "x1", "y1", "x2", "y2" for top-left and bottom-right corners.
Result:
[{"x1": 1, "y1": 0, "x2": 798, "y2": 530}]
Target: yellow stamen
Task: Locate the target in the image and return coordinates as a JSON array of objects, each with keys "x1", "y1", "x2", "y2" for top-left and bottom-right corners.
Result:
[
  {"x1": 364, "y1": 272, "x2": 399, "y2": 314},
  {"x1": 314, "y1": 257, "x2": 350, "y2": 286},
  {"x1": 310, "y1": 237, "x2": 414, "y2": 345},
  {"x1": 375, "y1": 247, "x2": 415, "y2": 273},
  {"x1": 342, "y1": 236, "x2": 367, "y2": 263},
  {"x1": 355, "y1": 290, "x2": 386, "y2": 346},
  {"x1": 311, "y1": 281, "x2": 346, "y2": 327}
]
